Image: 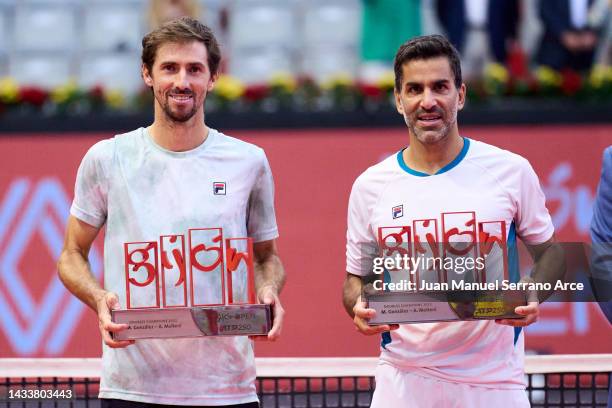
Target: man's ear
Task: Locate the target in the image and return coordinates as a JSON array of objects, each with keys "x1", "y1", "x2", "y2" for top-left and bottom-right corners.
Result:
[
  {"x1": 142, "y1": 64, "x2": 153, "y2": 88},
  {"x1": 457, "y1": 83, "x2": 466, "y2": 110},
  {"x1": 394, "y1": 90, "x2": 404, "y2": 116},
  {"x1": 207, "y1": 73, "x2": 218, "y2": 92}
]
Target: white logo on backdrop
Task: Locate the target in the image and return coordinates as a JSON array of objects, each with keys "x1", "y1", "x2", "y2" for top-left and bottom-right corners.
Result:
[{"x1": 0, "y1": 178, "x2": 102, "y2": 355}]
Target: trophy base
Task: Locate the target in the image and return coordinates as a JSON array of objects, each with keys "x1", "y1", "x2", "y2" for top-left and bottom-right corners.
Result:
[
  {"x1": 111, "y1": 304, "x2": 272, "y2": 340},
  {"x1": 365, "y1": 290, "x2": 526, "y2": 325}
]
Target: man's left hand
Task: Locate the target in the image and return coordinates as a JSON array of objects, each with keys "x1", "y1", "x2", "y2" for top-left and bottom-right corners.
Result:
[
  {"x1": 254, "y1": 285, "x2": 285, "y2": 341},
  {"x1": 495, "y1": 301, "x2": 539, "y2": 327}
]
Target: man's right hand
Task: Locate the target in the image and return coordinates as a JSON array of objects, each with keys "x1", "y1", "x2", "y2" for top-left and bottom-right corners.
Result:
[
  {"x1": 561, "y1": 32, "x2": 582, "y2": 51},
  {"x1": 352, "y1": 298, "x2": 399, "y2": 336},
  {"x1": 96, "y1": 292, "x2": 135, "y2": 348}
]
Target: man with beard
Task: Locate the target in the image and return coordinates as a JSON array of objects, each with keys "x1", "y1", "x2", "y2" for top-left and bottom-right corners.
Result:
[
  {"x1": 343, "y1": 35, "x2": 561, "y2": 407},
  {"x1": 58, "y1": 17, "x2": 285, "y2": 408}
]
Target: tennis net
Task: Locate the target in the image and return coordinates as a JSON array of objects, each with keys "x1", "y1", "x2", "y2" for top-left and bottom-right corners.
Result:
[{"x1": 1, "y1": 355, "x2": 610, "y2": 407}]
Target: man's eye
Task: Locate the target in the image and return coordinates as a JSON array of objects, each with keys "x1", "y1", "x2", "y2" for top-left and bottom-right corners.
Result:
[{"x1": 190, "y1": 67, "x2": 202, "y2": 73}]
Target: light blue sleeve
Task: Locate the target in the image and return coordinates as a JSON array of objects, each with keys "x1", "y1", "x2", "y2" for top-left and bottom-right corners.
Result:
[{"x1": 590, "y1": 146, "x2": 612, "y2": 323}]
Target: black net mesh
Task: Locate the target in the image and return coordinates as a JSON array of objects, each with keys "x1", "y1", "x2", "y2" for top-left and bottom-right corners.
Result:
[{"x1": 1, "y1": 371, "x2": 610, "y2": 407}]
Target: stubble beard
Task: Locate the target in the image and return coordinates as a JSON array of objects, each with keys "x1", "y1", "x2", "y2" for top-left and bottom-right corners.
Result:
[
  {"x1": 155, "y1": 90, "x2": 203, "y2": 123},
  {"x1": 406, "y1": 106, "x2": 458, "y2": 145}
]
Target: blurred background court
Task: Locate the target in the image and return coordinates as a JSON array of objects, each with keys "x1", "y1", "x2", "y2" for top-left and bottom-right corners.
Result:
[{"x1": 0, "y1": 0, "x2": 611, "y2": 406}]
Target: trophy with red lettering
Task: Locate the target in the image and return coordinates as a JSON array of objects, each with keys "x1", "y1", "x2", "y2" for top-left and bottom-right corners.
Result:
[
  {"x1": 365, "y1": 212, "x2": 526, "y2": 325},
  {"x1": 112, "y1": 228, "x2": 272, "y2": 339}
]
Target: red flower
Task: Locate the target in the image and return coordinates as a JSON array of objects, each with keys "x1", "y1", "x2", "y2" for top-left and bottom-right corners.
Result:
[
  {"x1": 89, "y1": 84, "x2": 105, "y2": 100},
  {"x1": 296, "y1": 75, "x2": 316, "y2": 87},
  {"x1": 243, "y1": 84, "x2": 269, "y2": 102},
  {"x1": 358, "y1": 82, "x2": 383, "y2": 99},
  {"x1": 560, "y1": 69, "x2": 582, "y2": 96},
  {"x1": 19, "y1": 86, "x2": 49, "y2": 106},
  {"x1": 526, "y1": 76, "x2": 539, "y2": 93},
  {"x1": 507, "y1": 44, "x2": 529, "y2": 79}
]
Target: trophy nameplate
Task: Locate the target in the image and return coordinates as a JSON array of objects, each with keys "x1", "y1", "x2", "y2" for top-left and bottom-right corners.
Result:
[
  {"x1": 365, "y1": 289, "x2": 526, "y2": 325},
  {"x1": 112, "y1": 304, "x2": 272, "y2": 340}
]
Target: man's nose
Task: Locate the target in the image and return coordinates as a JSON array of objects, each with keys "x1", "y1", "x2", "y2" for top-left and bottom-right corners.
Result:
[
  {"x1": 174, "y1": 69, "x2": 189, "y2": 90},
  {"x1": 420, "y1": 88, "x2": 437, "y2": 110}
]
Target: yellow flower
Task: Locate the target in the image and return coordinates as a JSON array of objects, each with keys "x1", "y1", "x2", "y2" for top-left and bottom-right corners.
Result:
[
  {"x1": 321, "y1": 73, "x2": 353, "y2": 90},
  {"x1": 376, "y1": 71, "x2": 395, "y2": 90},
  {"x1": 214, "y1": 75, "x2": 245, "y2": 100},
  {"x1": 0, "y1": 77, "x2": 19, "y2": 103},
  {"x1": 269, "y1": 72, "x2": 296, "y2": 92},
  {"x1": 51, "y1": 80, "x2": 79, "y2": 104},
  {"x1": 104, "y1": 89, "x2": 125, "y2": 109},
  {"x1": 484, "y1": 63, "x2": 509, "y2": 83},
  {"x1": 589, "y1": 65, "x2": 605, "y2": 88},
  {"x1": 588, "y1": 65, "x2": 612, "y2": 89},
  {"x1": 535, "y1": 66, "x2": 562, "y2": 87}
]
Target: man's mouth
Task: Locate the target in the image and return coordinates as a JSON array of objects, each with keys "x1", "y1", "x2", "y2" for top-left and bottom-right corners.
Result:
[
  {"x1": 417, "y1": 113, "x2": 442, "y2": 123},
  {"x1": 169, "y1": 93, "x2": 193, "y2": 103}
]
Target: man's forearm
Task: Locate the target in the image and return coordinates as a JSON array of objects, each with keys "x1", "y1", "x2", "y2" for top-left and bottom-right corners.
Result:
[
  {"x1": 57, "y1": 249, "x2": 105, "y2": 312},
  {"x1": 343, "y1": 274, "x2": 364, "y2": 318},
  {"x1": 254, "y1": 254, "x2": 286, "y2": 295},
  {"x1": 529, "y1": 241, "x2": 567, "y2": 302}
]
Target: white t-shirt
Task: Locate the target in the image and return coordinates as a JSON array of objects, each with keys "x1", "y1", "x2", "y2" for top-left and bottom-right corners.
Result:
[
  {"x1": 71, "y1": 127, "x2": 278, "y2": 405},
  {"x1": 346, "y1": 138, "x2": 554, "y2": 388}
]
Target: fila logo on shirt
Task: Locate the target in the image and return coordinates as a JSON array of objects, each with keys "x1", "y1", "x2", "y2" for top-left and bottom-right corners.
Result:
[
  {"x1": 392, "y1": 205, "x2": 403, "y2": 219},
  {"x1": 213, "y1": 182, "x2": 226, "y2": 195}
]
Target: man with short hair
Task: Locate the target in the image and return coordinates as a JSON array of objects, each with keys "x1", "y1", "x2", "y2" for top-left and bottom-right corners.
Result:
[
  {"x1": 58, "y1": 17, "x2": 285, "y2": 408},
  {"x1": 343, "y1": 34, "x2": 561, "y2": 407}
]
